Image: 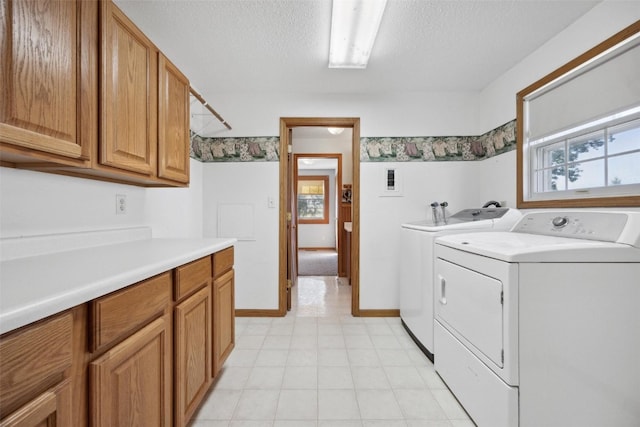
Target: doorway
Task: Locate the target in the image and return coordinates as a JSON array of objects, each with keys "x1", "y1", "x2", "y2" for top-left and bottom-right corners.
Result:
[
  {"x1": 278, "y1": 117, "x2": 361, "y2": 316},
  {"x1": 295, "y1": 153, "x2": 341, "y2": 279}
]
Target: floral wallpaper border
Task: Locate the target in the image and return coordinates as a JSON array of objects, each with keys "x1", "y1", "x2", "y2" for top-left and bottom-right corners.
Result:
[
  {"x1": 190, "y1": 119, "x2": 516, "y2": 163},
  {"x1": 190, "y1": 135, "x2": 280, "y2": 162}
]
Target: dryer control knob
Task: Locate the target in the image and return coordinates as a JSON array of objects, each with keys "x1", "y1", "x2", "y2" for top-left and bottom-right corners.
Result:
[{"x1": 552, "y1": 216, "x2": 569, "y2": 228}]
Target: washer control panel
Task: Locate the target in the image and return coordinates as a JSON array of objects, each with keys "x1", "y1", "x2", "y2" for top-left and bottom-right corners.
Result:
[{"x1": 512, "y1": 211, "x2": 628, "y2": 242}]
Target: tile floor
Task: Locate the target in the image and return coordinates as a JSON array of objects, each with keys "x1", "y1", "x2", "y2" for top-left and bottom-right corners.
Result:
[{"x1": 192, "y1": 276, "x2": 475, "y2": 427}]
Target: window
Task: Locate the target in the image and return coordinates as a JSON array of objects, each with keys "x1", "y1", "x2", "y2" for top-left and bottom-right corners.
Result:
[
  {"x1": 528, "y1": 112, "x2": 640, "y2": 199},
  {"x1": 297, "y1": 176, "x2": 330, "y2": 224},
  {"x1": 517, "y1": 21, "x2": 640, "y2": 207}
]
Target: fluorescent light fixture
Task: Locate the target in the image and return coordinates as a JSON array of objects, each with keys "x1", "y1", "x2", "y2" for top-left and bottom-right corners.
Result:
[
  {"x1": 327, "y1": 127, "x2": 345, "y2": 135},
  {"x1": 329, "y1": 0, "x2": 388, "y2": 69}
]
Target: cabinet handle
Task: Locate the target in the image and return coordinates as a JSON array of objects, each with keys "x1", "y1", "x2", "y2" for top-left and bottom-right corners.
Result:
[{"x1": 439, "y1": 275, "x2": 447, "y2": 305}]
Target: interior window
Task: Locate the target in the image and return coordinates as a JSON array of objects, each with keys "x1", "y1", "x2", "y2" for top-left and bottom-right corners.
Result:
[{"x1": 297, "y1": 176, "x2": 330, "y2": 224}]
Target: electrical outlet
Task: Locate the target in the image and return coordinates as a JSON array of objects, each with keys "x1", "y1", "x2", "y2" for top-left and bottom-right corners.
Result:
[{"x1": 116, "y1": 194, "x2": 127, "y2": 215}]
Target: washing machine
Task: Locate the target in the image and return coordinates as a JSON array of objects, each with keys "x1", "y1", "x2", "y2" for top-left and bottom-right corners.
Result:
[
  {"x1": 399, "y1": 205, "x2": 521, "y2": 360},
  {"x1": 434, "y1": 210, "x2": 640, "y2": 427}
]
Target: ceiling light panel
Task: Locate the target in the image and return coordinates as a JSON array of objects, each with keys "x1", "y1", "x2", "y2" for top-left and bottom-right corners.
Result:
[{"x1": 329, "y1": 0, "x2": 388, "y2": 69}]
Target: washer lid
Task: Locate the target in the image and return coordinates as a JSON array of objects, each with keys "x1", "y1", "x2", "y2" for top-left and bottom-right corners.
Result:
[
  {"x1": 402, "y1": 218, "x2": 496, "y2": 232},
  {"x1": 402, "y1": 208, "x2": 521, "y2": 232},
  {"x1": 436, "y1": 231, "x2": 640, "y2": 263}
]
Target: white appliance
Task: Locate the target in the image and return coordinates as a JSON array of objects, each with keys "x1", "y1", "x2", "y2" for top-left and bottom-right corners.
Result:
[
  {"x1": 434, "y1": 210, "x2": 640, "y2": 427},
  {"x1": 399, "y1": 206, "x2": 521, "y2": 359}
]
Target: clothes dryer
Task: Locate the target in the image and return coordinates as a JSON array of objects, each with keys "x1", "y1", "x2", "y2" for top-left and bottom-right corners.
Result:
[
  {"x1": 399, "y1": 207, "x2": 521, "y2": 360},
  {"x1": 434, "y1": 210, "x2": 640, "y2": 427}
]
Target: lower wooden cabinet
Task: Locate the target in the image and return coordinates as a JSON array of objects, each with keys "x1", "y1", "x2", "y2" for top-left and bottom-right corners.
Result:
[
  {"x1": 174, "y1": 286, "x2": 212, "y2": 427},
  {"x1": 213, "y1": 269, "x2": 235, "y2": 377},
  {"x1": 0, "y1": 312, "x2": 73, "y2": 425},
  {"x1": 89, "y1": 316, "x2": 171, "y2": 427},
  {"x1": 0, "y1": 246, "x2": 234, "y2": 427},
  {"x1": 0, "y1": 380, "x2": 71, "y2": 427}
]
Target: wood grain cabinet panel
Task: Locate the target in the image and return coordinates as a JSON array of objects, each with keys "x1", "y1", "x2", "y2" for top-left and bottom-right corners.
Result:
[
  {"x1": 0, "y1": 0, "x2": 89, "y2": 161},
  {"x1": 174, "y1": 286, "x2": 212, "y2": 427},
  {"x1": 90, "y1": 316, "x2": 171, "y2": 427},
  {"x1": 212, "y1": 247, "x2": 234, "y2": 278},
  {"x1": 174, "y1": 256, "x2": 211, "y2": 302},
  {"x1": 100, "y1": 0, "x2": 157, "y2": 176},
  {"x1": 0, "y1": 312, "x2": 72, "y2": 418},
  {"x1": 338, "y1": 203, "x2": 352, "y2": 277},
  {"x1": 158, "y1": 54, "x2": 190, "y2": 183},
  {"x1": 90, "y1": 272, "x2": 172, "y2": 353},
  {"x1": 0, "y1": 380, "x2": 71, "y2": 427},
  {"x1": 213, "y1": 269, "x2": 235, "y2": 377}
]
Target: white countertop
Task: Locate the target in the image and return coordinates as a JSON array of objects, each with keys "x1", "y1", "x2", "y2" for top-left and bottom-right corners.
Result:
[{"x1": 0, "y1": 237, "x2": 235, "y2": 335}]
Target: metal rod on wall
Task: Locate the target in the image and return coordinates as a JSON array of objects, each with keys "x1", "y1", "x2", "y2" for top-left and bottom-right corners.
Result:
[{"x1": 189, "y1": 86, "x2": 232, "y2": 130}]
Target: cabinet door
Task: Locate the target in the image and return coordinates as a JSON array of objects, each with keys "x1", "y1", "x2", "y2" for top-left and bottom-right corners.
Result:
[
  {"x1": 0, "y1": 380, "x2": 71, "y2": 427},
  {"x1": 100, "y1": 0, "x2": 157, "y2": 175},
  {"x1": 90, "y1": 316, "x2": 171, "y2": 427},
  {"x1": 175, "y1": 286, "x2": 212, "y2": 427},
  {"x1": 213, "y1": 270, "x2": 235, "y2": 377},
  {"x1": 0, "y1": 0, "x2": 88, "y2": 160},
  {"x1": 158, "y1": 54, "x2": 190, "y2": 183}
]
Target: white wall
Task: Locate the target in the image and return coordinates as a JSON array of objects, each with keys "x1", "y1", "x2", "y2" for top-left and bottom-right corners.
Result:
[
  {"x1": 147, "y1": 159, "x2": 204, "y2": 238},
  {"x1": 201, "y1": 93, "x2": 479, "y2": 310},
  {"x1": 476, "y1": 1, "x2": 640, "y2": 209},
  {"x1": 0, "y1": 167, "x2": 147, "y2": 238},
  {"x1": 206, "y1": 91, "x2": 480, "y2": 138},
  {"x1": 297, "y1": 169, "x2": 337, "y2": 249},
  {"x1": 202, "y1": 162, "x2": 280, "y2": 310},
  {"x1": 359, "y1": 161, "x2": 480, "y2": 309},
  {"x1": 5, "y1": 2, "x2": 637, "y2": 313},
  {"x1": 293, "y1": 131, "x2": 353, "y2": 185},
  {"x1": 479, "y1": 1, "x2": 640, "y2": 132},
  {"x1": 0, "y1": 159, "x2": 204, "y2": 239}
]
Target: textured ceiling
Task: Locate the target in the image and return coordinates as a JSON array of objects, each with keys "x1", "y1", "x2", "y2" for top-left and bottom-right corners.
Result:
[{"x1": 115, "y1": 0, "x2": 599, "y2": 98}]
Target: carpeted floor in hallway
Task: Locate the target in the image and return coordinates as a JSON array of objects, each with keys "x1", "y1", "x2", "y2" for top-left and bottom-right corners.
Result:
[{"x1": 298, "y1": 250, "x2": 338, "y2": 276}]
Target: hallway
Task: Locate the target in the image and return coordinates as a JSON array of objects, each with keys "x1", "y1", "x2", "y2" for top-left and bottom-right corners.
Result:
[{"x1": 192, "y1": 276, "x2": 474, "y2": 426}]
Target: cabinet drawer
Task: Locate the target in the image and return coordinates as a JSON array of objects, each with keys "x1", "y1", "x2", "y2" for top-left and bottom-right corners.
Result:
[
  {"x1": 0, "y1": 312, "x2": 72, "y2": 417},
  {"x1": 90, "y1": 272, "x2": 171, "y2": 353},
  {"x1": 212, "y1": 247, "x2": 234, "y2": 278},
  {"x1": 174, "y1": 256, "x2": 211, "y2": 301}
]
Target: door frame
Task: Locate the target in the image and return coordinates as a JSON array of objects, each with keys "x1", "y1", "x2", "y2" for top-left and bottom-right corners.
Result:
[
  {"x1": 294, "y1": 152, "x2": 342, "y2": 246},
  {"x1": 279, "y1": 117, "x2": 361, "y2": 316}
]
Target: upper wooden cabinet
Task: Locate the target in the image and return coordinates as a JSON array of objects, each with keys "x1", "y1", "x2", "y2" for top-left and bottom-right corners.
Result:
[
  {"x1": 158, "y1": 54, "x2": 190, "y2": 184},
  {"x1": 100, "y1": 0, "x2": 157, "y2": 176},
  {"x1": 0, "y1": 0, "x2": 91, "y2": 164},
  {"x1": 0, "y1": 0, "x2": 191, "y2": 187}
]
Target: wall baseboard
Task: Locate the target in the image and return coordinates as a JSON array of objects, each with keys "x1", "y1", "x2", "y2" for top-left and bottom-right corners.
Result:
[
  {"x1": 358, "y1": 309, "x2": 400, "y2": 317},
  {"x1": 235, "y1": 309, "x2": 283, "y2": 317},
  {"x1": 235, "y1": 308, "x2": 400, "y2": 317},
  {"x1": 298, "y1": 247, "x2": 336, "y2": 251}
]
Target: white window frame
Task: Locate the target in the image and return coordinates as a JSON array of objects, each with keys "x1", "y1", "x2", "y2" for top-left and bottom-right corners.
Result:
[{"x1": 524, "y1": 109, "x2": 640, "y2": 202}]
